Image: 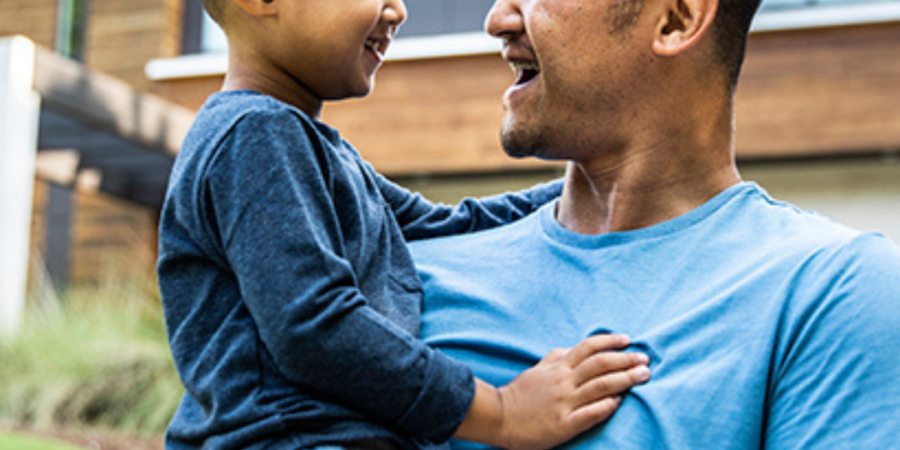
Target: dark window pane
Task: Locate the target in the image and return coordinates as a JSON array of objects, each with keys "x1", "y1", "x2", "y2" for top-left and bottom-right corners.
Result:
[
  {"x1": 762, "y1": 0, "x2": 899, "y2": 10},
  {"x1": 399, "y1": 0, "x2": 494, "y2": 38},
  {"x1": 449, "y1": 0, "x2": 494, "y2": 34}
]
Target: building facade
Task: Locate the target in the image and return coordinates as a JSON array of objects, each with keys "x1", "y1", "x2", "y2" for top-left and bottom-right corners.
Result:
[{"x1": 3, "y1": 0, "x2": 900, "y2": 289}]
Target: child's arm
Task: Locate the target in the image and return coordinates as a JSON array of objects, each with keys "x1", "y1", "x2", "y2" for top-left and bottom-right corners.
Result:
[
  {"x1": 205, "y1": 113, "x2": 477, "y2": 442},
  {"x1": 203, "y1": 112, "x2": 642, "y2": 447},
  {"x1": 459, "y1": 334, "x2": 651, "y2": 450},
  {"x1": 373, "y1": 170, "x2": 562, "y2": 240}
]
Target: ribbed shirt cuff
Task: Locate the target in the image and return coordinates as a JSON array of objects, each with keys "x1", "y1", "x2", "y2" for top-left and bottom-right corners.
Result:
[{"x1": 395, "y1": 349, "x2": 476, "y2": 443}]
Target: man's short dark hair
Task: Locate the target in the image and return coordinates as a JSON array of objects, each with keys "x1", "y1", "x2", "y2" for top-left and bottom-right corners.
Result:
[
  {"x1": 610, "y1": 0, "x2": 762, "y2": 90},
  {"x1": 713, "y1": 0, "x2": 764, "y2": 89}
]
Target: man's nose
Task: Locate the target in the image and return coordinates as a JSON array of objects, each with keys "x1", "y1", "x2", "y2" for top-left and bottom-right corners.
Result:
[{"x1": 485, "y1": 0, "x2": 524, "y2": 38}]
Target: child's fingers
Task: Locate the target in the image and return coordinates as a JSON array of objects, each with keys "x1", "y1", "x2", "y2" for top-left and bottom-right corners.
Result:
[
  {"x1": 563, "y1": 334, "x2": 631, "y2": 367},
  {"x1": 572, "y1": 351, "x2": 650, "y2": 385},
  {"x1": 575, "y1": 365, "x2": 651, "y2": 407},
  {"x1": 564, "y1": 395, "x2": 624, "y2": 434},
  {"x1": 540, "y1": 347, "x2": 569, "y2": 364}
]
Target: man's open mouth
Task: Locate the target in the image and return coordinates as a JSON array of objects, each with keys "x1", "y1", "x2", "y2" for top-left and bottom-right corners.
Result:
[{"x1": 510, "y1": 60, "x2": 540, "y2": 86}]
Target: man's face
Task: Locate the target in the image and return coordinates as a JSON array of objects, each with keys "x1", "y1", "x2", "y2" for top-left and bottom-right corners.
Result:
[{"x1": 486, "y1": 0, "x2": 648, "y2": 161}]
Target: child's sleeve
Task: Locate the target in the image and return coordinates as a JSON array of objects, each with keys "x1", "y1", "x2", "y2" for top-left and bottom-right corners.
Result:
[
  {"x1": 203, "y1": 112, "x2": 475, "y2": 443},
  {"x1": 372, "y1": 169, "x2": 562, "y2": 240}
]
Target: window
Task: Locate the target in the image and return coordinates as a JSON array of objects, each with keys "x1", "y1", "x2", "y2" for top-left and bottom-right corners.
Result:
[
  {"x1": 199, "y1": 13, "x2": 227, "y2": 54},
  {"x1": 401, "y1": 0, "x2": 900, "y2": 38},
  {"x1": 181, "y1": 0, "x2": 226, "y2": 55},
  {"x1": 754, "y1": 0, "x2": 900, "y2": 31},
  {"x1": 762, "y1": 0, "x2": 899, "y2": 11},
  {"x1": 399, "y1": 0, "x2": 493, "y2": 38},
  {"x1": 181, "y1": 0, "x2": 496, "y2": 55},
  {"x1": 181, "y1": 0, "x2": 900, "y2": 56}
]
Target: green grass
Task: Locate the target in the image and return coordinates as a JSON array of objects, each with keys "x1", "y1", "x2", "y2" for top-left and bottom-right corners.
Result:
[
  {"x1": 0, "y1": 280, "x2": 182, "y2": 436},
  {"x1": 0, "y1": 432, "x2": 87, "y2": 450}
]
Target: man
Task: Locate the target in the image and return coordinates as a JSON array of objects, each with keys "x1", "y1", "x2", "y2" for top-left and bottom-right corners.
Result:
[{"x1": 410, "y1": 0, "x2": 900, "y2": 448}]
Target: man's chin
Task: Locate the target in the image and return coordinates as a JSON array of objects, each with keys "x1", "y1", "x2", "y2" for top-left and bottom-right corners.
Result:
[{"x1": 500, "y1": 129, "x2": 559, "y2": 161}]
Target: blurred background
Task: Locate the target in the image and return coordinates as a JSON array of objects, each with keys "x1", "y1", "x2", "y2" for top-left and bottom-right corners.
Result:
[{"x1": 2, "y1": 0, "x2": 900, "y2": 448}]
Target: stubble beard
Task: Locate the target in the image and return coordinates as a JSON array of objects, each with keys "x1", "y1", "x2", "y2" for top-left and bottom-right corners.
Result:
[
  {"x1": 499, "y1": 0, "x2": 643, "y2": 161},
  {"x1": 499, "y1": 113, "x2": 553, "y2": 160}
]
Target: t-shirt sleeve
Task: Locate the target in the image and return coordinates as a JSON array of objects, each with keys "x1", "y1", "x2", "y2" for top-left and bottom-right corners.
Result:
[
  {"x1": 373, "y1": 170, "x2": 562, "y2": 240},
  {"x1": 203, "y1": 111, "x2": 474, "y2": 442},
  {"x1": 764, "y1": 233, "x2": 900, "y2": 449}
]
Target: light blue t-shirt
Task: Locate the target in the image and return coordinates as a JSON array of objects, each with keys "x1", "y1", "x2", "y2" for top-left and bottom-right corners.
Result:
[{"x1": 412, "y1": 183, "x2": 900, "y2": 450}]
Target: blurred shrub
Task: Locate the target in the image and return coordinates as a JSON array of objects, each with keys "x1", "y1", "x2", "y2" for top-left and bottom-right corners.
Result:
[{"x1": 0, "y1": 280, "x2": 182, "y2": 435}]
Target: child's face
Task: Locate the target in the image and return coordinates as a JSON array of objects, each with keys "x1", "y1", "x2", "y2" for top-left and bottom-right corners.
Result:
[{"x1": 275, "y1": 0, "x2": 407, "y2": 102}]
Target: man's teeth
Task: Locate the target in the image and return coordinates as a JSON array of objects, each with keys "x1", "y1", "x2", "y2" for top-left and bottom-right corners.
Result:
[{"x1": 510, "y1": 61, "x2": 540, "y2": 73}]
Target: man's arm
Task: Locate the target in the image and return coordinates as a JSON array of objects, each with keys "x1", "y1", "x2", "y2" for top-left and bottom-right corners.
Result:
[
  {"x1": 373, "y1": 170, "x2": 562, "y2": 240},
  {"x1": 765, "y1": 233, "x2": 900, "y2": 449}
]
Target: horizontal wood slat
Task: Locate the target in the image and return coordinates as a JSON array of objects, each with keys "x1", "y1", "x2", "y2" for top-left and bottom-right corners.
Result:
[{"x1": 737, "y1": 23, "x2": 900, "y2": 158}]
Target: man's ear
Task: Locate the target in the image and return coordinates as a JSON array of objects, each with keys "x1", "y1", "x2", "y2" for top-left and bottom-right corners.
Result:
[
  {"x1": 233, "y1": 0, "x2": 278, "y2": 17},
  {"x1": 652, "y1": 0, "x2": 717, "y2": 57}
]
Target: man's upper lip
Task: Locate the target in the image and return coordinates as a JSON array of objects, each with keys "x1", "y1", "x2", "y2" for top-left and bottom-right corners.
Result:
[{"x1": 501, "y1": 40, "x2": 537, "y2": 64}]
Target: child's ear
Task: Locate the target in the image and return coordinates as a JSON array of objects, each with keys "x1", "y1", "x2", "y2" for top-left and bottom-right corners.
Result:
[
  {"x1": 233, "y1": 0, "x2": 278, "y2": 17},
  {"x1": 652, "y1": 0, "x2": 717, "y2": 57}
]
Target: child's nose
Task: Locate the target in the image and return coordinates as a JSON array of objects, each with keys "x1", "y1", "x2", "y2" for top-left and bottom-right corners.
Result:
[{"x1": 384, "y1": 0, "x2": 407, "y2": 27}]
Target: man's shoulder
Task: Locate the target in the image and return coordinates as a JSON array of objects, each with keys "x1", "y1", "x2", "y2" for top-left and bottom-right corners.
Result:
[
  {"x1": 819, "y1": 232, "x2": 900, "y2": 292},
  {"x1": 736, "y1": 184, "x2": 873, "y2": 253},
  {"x1": 743, "y1": 191, "x2": 900, "y2": 286}
]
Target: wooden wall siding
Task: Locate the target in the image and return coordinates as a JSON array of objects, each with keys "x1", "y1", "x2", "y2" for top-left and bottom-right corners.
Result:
[
  {"x1": 151, "y1": 57, "x2": 561, "y2": 175},
  {"x1": 151, "y1": 74, "x2": 223, "y2": 110},
  {"x1": 164, "y1": 0, "x2": 184, "y2": 58},
  {"x1": 736, "y1": 23, "x2": 900, "y2": 159},
  {"x1": 85, "y1": 0, "x2": 182, "y2": 90},
  {"x1": 28, "y1": 179, "x2": 157, "y2": 286},
  {"x1": 69, "y1": 189, "x2": 158, "y2": 284},
  {"x1": 0, "y1": 0, "x2": 58, "y2": 49},
  {"x1": 323, "y1": 56, "x2": 560, "y2": 175},
  {"x1": 154, "y1": 22, "x2": 900, "y2": 175},
  {"x1": 1, "y1": 0, "x2": 182, "y2": 91}
]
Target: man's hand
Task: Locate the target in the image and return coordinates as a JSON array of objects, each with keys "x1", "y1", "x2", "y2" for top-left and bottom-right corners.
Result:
[{"x1": 455, "y1": 334, "x2": 651, "y2": 450}]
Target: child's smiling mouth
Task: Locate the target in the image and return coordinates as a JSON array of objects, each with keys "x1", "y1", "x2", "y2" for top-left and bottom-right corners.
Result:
[{"x1": 364, "y1": 38, "x2": 390, "y2": 59}]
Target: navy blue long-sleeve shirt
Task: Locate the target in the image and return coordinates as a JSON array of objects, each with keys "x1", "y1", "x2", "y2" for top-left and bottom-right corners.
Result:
[{"x1": 157, "y1": 91, "x2": 561, "y2": 450}]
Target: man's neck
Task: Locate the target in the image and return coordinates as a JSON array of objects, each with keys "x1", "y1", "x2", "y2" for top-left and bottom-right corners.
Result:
[{"x1": 555, "y1": 142, "x2": 741, "y2": 236}]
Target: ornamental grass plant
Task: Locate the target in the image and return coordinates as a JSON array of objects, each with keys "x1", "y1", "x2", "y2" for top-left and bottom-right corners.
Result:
[{"x1": 0, "y1": 277, "x2": 182, "y2": 437}]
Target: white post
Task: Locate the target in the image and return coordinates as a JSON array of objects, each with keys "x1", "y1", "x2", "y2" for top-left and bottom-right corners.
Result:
[{"x1": 0, "y1": 36, "x2": 41, "y2": 337}]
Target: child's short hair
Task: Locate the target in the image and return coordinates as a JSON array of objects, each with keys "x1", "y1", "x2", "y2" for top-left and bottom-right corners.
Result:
[{"x1": 200, "y1": 0, "x2": 226, "y2": 26}]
